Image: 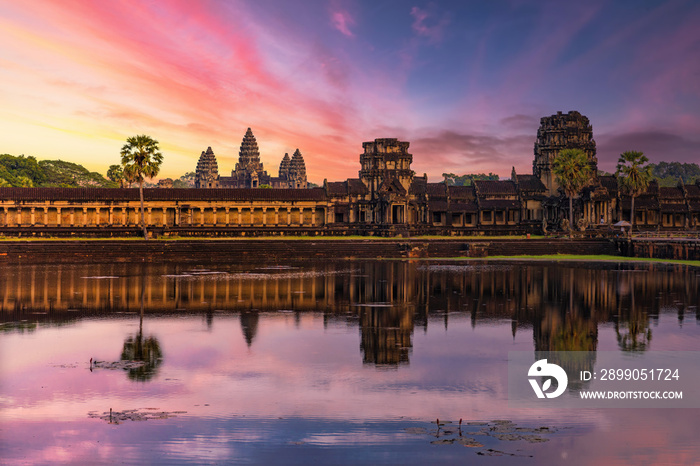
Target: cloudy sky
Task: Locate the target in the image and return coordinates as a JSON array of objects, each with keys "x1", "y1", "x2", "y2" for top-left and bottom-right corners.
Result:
[{"x1": 1, "y1": 0, "x2": 698, "y2": 183}]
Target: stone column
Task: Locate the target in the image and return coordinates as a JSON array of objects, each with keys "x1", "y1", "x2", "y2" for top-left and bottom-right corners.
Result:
[
  {"x1": 212, "y1": 207, "x2": 217, "y2": 226},
  {"x1": 162, "y1": 208, "x2": 167, "y2": 227},
  {"x1": 30, "y1": 207, "x2": 35, "y2": 226},
  {"x1": 70, "y1": 208, "x2": 75, "y2": 227},
  {"x1": 109, "y1": 208, "x2": 113, "y2": 226},
  {"x1": 147, "y1": 208, "x2": 152, "y2": 226},
  {"x1": 82, "y1": 208, "x2": 88, "y2": 226},
  {"x1": 43, "y1": 207, "x2": 48, "y2": 226},
  {"x1": 287, "y1": 209, "x2": 291, "y2": 225},
  {"x1": 237, "y1": 208, "x2": 242, "y2": 225},
  {"x1": 200, "y1": 208, "x2": 205, "y2": 226},
  {"x1": 274, "y1": 208, "x2": 279, "y2": 225},
  {"x1": 262, "y1": 208, "x2": 267, "y2": 226},
  {"x1": 311, "y1": 208, "x2": 316, "y2": 226},
  {"x1": 225, "y1": 208, "x2": 230, "y2": 226}
]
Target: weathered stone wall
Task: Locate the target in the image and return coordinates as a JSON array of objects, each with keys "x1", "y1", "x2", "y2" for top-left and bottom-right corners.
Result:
[
  {"x1": 617, "y1": 238, "x2": 700, "y2": 261},
  {"x1": 0, "y1": 238, "x2": 619, "y2": 265}
]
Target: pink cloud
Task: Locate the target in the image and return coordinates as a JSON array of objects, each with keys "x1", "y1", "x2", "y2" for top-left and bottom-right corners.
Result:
[{"x1": 330, "y1": 9, "x2": 355, "y2": 37}]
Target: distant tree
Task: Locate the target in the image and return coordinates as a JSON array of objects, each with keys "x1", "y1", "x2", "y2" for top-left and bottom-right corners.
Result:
[
  {"x1": 0, "y1": 154, "x2": 47, "y2": 186},
  {"x1": 172, "y1": 172, "x2": 195, "y2": 188},
  {"x1": 258, "y1": 184, "x2": 272, "y2": 189},
  {"x1": 16, "y1": 175, "x2": 34, "y2": 187},
  {"x1": 616, "y1": 151, "x2": 652, "y2": 228},
  {"x1": 107, "y1": 164, "x2": 125, "y2": 187},
  {"x1": 552, "y1": 149, "x2": 594, "y2": 230},
  {"x1": 120, "y1": 135, "x2": 163, "y2": 239},
  {"x1": 649, "y1": 161, "x2": 700, "y2": 186},
  {"x1": 442, "y1": 172, "x2": 499, "y2": 186}
]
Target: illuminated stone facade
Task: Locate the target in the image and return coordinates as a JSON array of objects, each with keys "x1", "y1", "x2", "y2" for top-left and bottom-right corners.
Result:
[{"x1": 1, "y1": 115, "x2": 698, "y2": 236}]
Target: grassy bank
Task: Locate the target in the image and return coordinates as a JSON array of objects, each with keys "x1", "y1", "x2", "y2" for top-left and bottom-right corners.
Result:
[{"x1": 450, "y1": 254, "x2": 700, "y2": 267}]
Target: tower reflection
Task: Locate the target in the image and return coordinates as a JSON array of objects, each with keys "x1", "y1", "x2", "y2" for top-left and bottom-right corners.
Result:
[{"x1": 1, "y1": 261, "x2": 697, "y2": 367}]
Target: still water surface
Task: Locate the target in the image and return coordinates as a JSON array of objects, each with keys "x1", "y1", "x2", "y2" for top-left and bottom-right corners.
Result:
[{"x1": 1, "y1": 259, "x2": 699, "y2": 465}]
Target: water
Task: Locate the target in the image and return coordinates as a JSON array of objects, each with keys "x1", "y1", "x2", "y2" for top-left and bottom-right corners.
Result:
[{"x1": 1, "y1": 259, "x2": 699, "y2": 465}]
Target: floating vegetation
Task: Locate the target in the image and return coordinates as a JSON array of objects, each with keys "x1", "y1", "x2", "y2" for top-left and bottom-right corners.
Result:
[
  {"x1": 88, "y1": 408, "x2": 187, "y2": 424},
  {"x1": 91, "y1": 360, "x2": 147, "y2": 371},
  {"x1": 405, "y1": 418, "x2": 556, "y2": 456}
]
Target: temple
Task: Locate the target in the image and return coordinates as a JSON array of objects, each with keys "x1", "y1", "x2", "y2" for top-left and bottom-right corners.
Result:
[
  {"x1": 195, "y1": 128, "x2": 307, "y2": 189},
  {"x1": 1, "y1": 112, "x2": 699, "y2": 236}
]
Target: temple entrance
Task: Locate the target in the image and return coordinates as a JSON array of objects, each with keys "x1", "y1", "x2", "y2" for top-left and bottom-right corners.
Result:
[{"x1": 391, "y1": 205, "x2": 405, "y2": 224}]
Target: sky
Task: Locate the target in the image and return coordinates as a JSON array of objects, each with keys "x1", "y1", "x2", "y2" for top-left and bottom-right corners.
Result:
[{"x1": 1, "y1": 0, "x2": 698, "y2": 183}]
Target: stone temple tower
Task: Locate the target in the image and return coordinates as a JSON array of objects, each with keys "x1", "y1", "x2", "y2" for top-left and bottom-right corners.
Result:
[
  {"x1": 194, "y1": 146, "x2": 219, "y2": 188},
  {"x1": 232, "y1": 128, "x2": 271, "y2": 188},
  {"x1": 288, "y1": 149, "x2": 308, "y2": 189},
  {"x1": 278, "y1": 152, "x2": 291, "y2": 182},
  {"x1": 533, "y1": 111, "x2": 597, "y2": 195}
]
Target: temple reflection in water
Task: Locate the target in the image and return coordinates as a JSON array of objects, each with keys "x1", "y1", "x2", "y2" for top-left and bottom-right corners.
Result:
[{"x1": 1, "y1": 260, "x2": 698, "y2": 366}]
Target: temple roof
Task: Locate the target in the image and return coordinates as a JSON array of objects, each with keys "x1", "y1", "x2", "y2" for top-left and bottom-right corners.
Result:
[
  {"x1": 426, "y1": 183, "x2": 447, "y2": 197},
  {"x1": 347, "y1": 178, "x2": 368, "y2": 195},
  {"x1": 515, "y1": 175, "x2": 546, "y2": 192},
  {"x1": 408, "y1": 177, "x2": 427, "y2": 195},
  {"x1": 0, "y1": 187, "x2": 326, "y2": 202},
  {"x1": 659, "y1": 186, "x2": 685, "y2": 199},
  {"x1": 447, "y1": 185, "x2": 476, "y2": 199},
  {"x1": 474, "y1": 180, "x2": 517, "y2": 196}
]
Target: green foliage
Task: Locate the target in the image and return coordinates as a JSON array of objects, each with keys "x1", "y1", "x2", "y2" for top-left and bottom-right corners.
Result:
[
  {"x1": 258, "y1": 184, "x2": 272, "y2": 189},
  {"x1": 0, "y1": 154, "x2": 116, "y2": 187},
  {"x1": 40, "y1": 160, "x2": 118, "y2": 187},
  {"x1": 107, "y1": 164, "x2": 124, "y2": 187},
  {"x1": 442, "y1": 172, "x2": 499, "y2": 186},
  {"x1": 649, "y1": 161, "x2": 700, "y2": 186},
  {"x1": 172, "y1": 171, "x2": 196, "y2": 188},
  {"x1": 0, "y1": 154, "x2": 47, "y2": 186}
]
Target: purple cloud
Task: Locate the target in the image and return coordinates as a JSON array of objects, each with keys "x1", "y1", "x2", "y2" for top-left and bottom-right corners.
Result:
[{"x1": 410, "y1": 6, "x2": 450, "y2": 44}]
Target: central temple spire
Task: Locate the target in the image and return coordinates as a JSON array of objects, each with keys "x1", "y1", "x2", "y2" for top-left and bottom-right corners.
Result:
[{"x1": 236, "y1": 128, "x2": 263, "y2": 170}]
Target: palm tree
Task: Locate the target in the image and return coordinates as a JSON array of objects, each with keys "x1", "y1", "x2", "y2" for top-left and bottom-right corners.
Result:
[
  {"x1": 616, "y1": 151, "x2": 651, "y2": 229},
  {"x1": 120, "y1": 135, "x2": 163, "y2": 239},
  {"x1": 552, "y1": 148, "x2": 594, "y2": 231}
]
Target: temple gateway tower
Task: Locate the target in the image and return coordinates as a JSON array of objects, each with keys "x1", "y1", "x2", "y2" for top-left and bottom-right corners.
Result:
[
  {"x1": 533, "y1": 111, "x2": 597, "y2": 195},
  {"x1": 359, "y1": 138, "x2": 414, "y2": 224}
]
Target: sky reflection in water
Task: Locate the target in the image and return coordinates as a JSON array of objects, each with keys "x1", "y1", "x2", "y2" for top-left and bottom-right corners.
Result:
[{"x1": 1, "y1": 260, "x2": 699, "y2": 465}]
